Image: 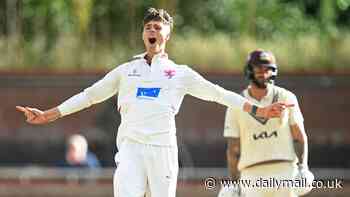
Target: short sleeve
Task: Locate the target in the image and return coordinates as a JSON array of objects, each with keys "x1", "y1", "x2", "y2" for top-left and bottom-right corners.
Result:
[
  {"x1": 223, "y1": 108, "x2": 240, "y2": 138},
  {"x1": 287, "y1": 92, "x2": 304, "y2": 126}
]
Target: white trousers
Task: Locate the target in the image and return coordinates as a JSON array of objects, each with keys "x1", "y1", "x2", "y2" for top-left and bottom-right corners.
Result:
[
  {"x1": 240, "y1": 161, "x2": 298, "y2": 197},
  {"x1": 113, "y1": 139, "x2": 178, "y2": 197}
]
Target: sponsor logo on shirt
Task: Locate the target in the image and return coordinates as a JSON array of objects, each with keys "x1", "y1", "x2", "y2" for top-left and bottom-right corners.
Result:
[
  {"x1": 253, "y1": 130, "x2": 278, "y2": 140},
  {"x1": 136, "y1": 87, "x2": 161, "y2": 99}
]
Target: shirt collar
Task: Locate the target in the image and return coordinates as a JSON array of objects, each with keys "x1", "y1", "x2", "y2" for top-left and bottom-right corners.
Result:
[
  {"x1": 133, "y1": 52, "x2": 168, "y2": 62},
  {"x1": 152, "y1": 52, "x2": 168, "y2": 60},
  {"x1": 265, "y1": 83, "x2": 274, "y2": 98},
  {"x1": 133, "y1": 52, "x2": 147, "y2": 59}
]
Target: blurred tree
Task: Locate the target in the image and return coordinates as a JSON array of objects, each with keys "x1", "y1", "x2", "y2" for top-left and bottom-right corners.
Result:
[
  {"x1": 15, "y1": 0, "x2": 350, "y2": 47},
  {"x1": 71, "y1": 0, "x2": 94, "y2": 68},
  {"x1": 320, "y1": 0, "x2": 337, "y2": 33},
  {"x1": 0, "y1": 0, "x2": 349, "y2": 70},
  {"x1": 22, "y1": 0, "x2": 74, "y2": 45},
  {"x1": 337, "y1": 0, "x2": 350, "y2": 10},
  {"x1": 21, "y1": 0, "x2": 74, "y2": 68},
  {"x1": 72, "y1": 0, "x2": 93, "y2": 36}
]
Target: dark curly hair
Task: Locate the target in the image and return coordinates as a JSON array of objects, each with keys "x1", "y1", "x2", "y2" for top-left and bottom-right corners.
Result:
[{"x1": 143, "y1": 8, "x2": 174, "y2": 30}]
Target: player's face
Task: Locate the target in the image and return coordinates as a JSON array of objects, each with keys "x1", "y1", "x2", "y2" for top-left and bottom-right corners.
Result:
[
  {"x1": 143, "y1": 20, "x2": 171, "y2": 54},
  {"x1": 252, "y1": 65, "x2": 273, "y2": 88}
]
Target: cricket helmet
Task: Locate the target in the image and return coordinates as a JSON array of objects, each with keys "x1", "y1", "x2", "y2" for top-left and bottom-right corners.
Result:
[{"x1": 244, "y1": 49, "x2": 278, "y2": 82}]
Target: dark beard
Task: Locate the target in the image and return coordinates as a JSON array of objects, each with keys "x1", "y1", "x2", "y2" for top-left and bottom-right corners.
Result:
[{"x1": 252, "y1": 78, "x2": 268, "y2": 89}]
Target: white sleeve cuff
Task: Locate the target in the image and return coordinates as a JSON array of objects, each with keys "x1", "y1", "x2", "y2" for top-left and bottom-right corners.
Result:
[{"x1": 57, "y1": 92, "x2": 92, "y2": 117}]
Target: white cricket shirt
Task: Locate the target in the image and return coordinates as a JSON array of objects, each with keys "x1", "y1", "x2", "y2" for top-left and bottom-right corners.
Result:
[
  {"x1": 58, "y1": 53, "x2": 248, "y2": 147},
  {"x1": 224, "y1": 84, "x2": 304, "y2": 170}
]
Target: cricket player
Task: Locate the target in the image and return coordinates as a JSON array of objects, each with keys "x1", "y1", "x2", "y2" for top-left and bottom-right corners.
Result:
[
  {"x1": 16, "y1": 8, "x2": 292, "y2": 197},
  {"x1": 218, "y1": 49, "x2": 314, "y2": 197}
]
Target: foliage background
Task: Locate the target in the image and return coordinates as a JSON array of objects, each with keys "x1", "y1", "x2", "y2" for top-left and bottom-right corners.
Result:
[{"x1": 1, "y1": 0, "x2": 350, "y2": 72}]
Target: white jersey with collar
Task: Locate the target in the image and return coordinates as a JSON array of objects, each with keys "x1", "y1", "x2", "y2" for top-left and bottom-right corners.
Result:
[
  {"x1": 58, "y1": 53, "x2": 248, "y2": 147},
  {"x1": 224, "y1": 84, "x2": 304, "y2": 170}
]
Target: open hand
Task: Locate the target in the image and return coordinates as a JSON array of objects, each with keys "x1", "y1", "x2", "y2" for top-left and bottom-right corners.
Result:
[{"x1": 16, "y1": 106, "x2": 49, "y2": 124}]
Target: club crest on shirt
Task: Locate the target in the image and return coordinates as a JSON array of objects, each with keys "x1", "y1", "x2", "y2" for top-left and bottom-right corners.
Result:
[{"x1": 164, "y1": 69, "x2": 176, "y2": 79}]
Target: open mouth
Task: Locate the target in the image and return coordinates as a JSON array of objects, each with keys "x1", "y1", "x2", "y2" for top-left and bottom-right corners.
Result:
[{"x1": 148, "y1": 38, "x2": 157, "y2": 44}]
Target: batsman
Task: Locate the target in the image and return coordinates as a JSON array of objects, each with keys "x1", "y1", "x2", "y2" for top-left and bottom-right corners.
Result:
[{"x1": 219, "y1": 49, "x2": 314, "y2": 197}]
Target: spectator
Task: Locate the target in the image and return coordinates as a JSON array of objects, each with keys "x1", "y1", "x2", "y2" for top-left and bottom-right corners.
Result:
[{"x1": 57, "y1": 134, "x2": 101, "y2": 168}]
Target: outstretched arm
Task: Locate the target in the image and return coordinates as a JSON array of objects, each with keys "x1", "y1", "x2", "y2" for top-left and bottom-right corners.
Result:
[
  {"x1": 242, "y1": 102, "x2": 293, "y2": 119},
  {"x1": 16, "y1": 64, "x2": 124, "y2": 124},
  {"x1": 184, "y1": 67, "x2": 293, "y2": 118}
]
